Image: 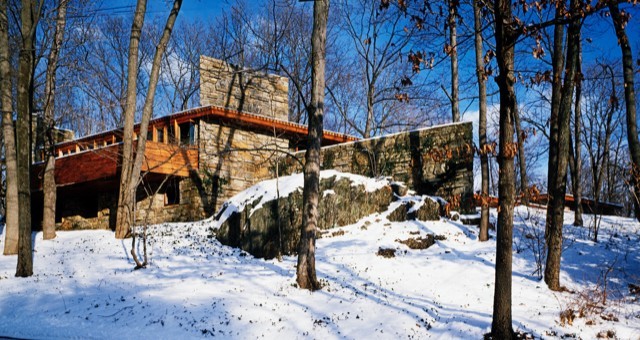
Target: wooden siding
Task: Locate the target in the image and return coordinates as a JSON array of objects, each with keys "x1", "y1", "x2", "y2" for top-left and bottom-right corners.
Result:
[
  {"x1": 31, "y1": 142, "x2": 198, "y2": 190},
  {"x1": 141, "y1": 142, "x2": 198, "y2": 177}
]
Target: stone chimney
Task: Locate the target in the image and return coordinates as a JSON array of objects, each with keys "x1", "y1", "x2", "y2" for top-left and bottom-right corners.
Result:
[{"x1": 199, "y1": 56, "x2": 289, "y2": 121}]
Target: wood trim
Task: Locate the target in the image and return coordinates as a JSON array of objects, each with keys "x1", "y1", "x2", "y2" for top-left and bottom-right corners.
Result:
[{"x1": 50, "y1": 105, "x2": 359, "y2": 156}]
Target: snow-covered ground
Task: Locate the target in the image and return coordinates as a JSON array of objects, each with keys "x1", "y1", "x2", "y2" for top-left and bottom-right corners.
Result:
[{"x1": 1, "y1": 204, "x2": 639, "y2": 338}]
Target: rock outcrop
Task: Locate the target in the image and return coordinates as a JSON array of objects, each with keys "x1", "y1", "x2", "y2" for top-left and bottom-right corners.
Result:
[
  {"x1": 215, "y1": 174, "x2": 394, "y2": 259},
  {"x1": 213, "y1": 171, "x2": 445, "y2": 259}
]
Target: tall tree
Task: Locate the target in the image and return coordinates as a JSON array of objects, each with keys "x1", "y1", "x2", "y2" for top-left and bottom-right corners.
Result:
[
  {"x1": 544, "y1": 0, "x2": 581, "y2": 291},
  {"x1": 296, "y1": 0, "x2": 328, "y2": 291},
  {"x1": 473, "y1": 0, "x2": 489, "y2": 242},
  {"x1": 16, "y1": 0, "x2": 42, "y2": 277},
  {"x1": 114, "y1": 0, "x2": 147, "y2": 239},
  {"x1": 447, "y1": 0, "x2": 459, "y2": 122},
  {"x1": 336, "y1": 0, "x2": 421, "y2": 137},
  {"x1": 115, "y1": 0, "x2": 182, "y2": 239},
  {"x1": 0, "y1": 0, "x2": 18, "y2": 255},
  {"x1": 568, "y1": 36, "x2": 584, "y2": 226},
  {"x1": 42, "y1": 0, "x2": 69, "y2": 240},
  {"x1": 608, "y1": 1, "x2": 640, "y2": 221},
  {"x1": 513, "y1": 106, "x2": 529, "y2": 204},
  {"x1": 583, "y1": 64, "x2": 620, "y2": 241},
  {"x1": 491, "y1": 0, "x2": 517, "y2": 336}
]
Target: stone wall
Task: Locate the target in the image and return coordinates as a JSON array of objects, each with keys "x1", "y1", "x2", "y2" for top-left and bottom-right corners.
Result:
[
  {"x1": 280, "y1": 122, "x2": 474, "y2": 212},
  {"x1": 55, "y1": 178, "x2": 207, "y2": 230},
  {"x1": 200, "y1": 56, "x2": 289, "y2": 121},
  {"x1": 195, "y1": 118, "x2": 290, "y2": 214}
]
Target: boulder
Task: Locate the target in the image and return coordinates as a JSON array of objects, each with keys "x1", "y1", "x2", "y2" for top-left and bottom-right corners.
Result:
[
  {"x1": 215, "y1": 174, "x2": 393, "y2": 259},
  {"x1": 388, "y1": 196, "x2": 441, "y2": 222}
]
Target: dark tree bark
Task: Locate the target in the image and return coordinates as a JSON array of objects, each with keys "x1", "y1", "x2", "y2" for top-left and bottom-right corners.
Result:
[
  {"x1": 473, "y1": 0, "x2": 489, "y2": 242},
  {"x1": 42, "y1": 0, "x2": 69, "y2": 240},
  {"x1": 585, "y1": 64, "x2": 617, "y2": 242},
  {"x1": 491, "y1": 0, "x2": 517, "y2": 336},
  {"x1": 545, "y1": 0, "x2": 581, "y2": 291},
  {"x1": 16, "y1": 0, "x2": 41, "y2": 277},
  {"x1": 608, "y1": 1, "x2": 640, "y2": 221},
  {"x1": 296, "y1": 0, "x2": 328, "y2": 291},
  {"x1": 568, "y1": 37, "x2": 584, "y2": 226},
  {"x1": 448, "y1": 0, "x2": 459, "y2": 122},
  {"x1": 0, "y1": 0, "x2": 18, "y2": 255},
  {"x1": 513, "y1": 106, "x2": 528, "y2": 205},
  {"x1": 544, "y1": 6, "x2": 565, "y2": 242}
]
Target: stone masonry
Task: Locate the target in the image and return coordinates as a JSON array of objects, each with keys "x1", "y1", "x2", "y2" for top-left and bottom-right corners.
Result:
[
  {"x1": 200, "y1": 56, "x2": 289, "y2": 121},
  {"x1": 46, "y1": 56, "x2": 474, "y2": 230},
  {"x1": 279, "y1": 122, "x2": 475, "y2": 212}
]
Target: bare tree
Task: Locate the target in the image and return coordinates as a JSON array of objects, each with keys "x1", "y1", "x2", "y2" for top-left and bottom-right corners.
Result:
[
  {"x1": 334, "y1": 0, "x2": 426, "y2": 137},
  {"x1": 491, "y1": 0, "x2": 517, "y2": 335},
  {"x1": 582, "y1": 64, "x2": 621, "y2": 241},
  {"x1": 158, "y1": 20, "x2": 212, "y2": 112},
  {"x1": 41, "y1": 0, "x2": 68, "y2": 240},
  {"x1": 608, "y1": 1, "x2": 640, "y2": 220},
  {"x1": 0, "y1": 0, "x2": 17, "y2": 255},
  {"x1": 544, "y1": 0, "x2": 581, "y2": 292},
  {"x1": 447, "y1": 0, "x2": 459, "y2": 122},
  {"x1": 568, "y1": 36, "x2": 584, "y2": 226},
  {"x1": 296, "y1": 0, "x2": 328, "y2": 291},
  {"x1": 16, "y1": 0, "x2": 43, "y2": 277},
  {"x1": 473, "y1": 0, "x2": 489, "y2": 242},
  {"x1": 115, "y1": 0, "x2": 182, "y2": 239}
]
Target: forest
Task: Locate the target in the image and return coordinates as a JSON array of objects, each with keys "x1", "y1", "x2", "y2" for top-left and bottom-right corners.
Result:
[{"x1": 1, "y1": 0, "x2": 639, "y2": 338}]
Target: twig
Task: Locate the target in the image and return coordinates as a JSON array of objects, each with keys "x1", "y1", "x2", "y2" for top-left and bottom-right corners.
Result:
[{"x1": 98, "y1": 306, "x2": 134, "y2": 317}]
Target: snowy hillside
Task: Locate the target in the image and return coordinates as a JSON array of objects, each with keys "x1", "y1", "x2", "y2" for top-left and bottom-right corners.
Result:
[{"x1": 1, "y1": 199, "x2": 639, "y2": 338}]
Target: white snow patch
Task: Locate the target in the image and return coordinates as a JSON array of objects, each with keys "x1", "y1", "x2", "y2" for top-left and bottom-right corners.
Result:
[{"x1": 0, "y1": 202, "x2": 639, "y2": 339}]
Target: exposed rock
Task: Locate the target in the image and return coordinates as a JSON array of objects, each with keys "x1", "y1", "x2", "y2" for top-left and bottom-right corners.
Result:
[
  {"x1": 215, "y1": 175, "x2": 393, "y2": 259},
  {"x1": 388, "y1": 196, "x2": 441, "y2": 222},
  {"x1": 390, "y1": 182, "x2": 408, "y2": 198},
  {"x1": 377, "y1": 247, "x2": 396, "y2": 258}
]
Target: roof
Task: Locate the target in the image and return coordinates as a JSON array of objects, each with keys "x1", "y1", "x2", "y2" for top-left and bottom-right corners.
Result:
[{"x1": 53, "y1": 105, "x2": 359, "y2": 155}]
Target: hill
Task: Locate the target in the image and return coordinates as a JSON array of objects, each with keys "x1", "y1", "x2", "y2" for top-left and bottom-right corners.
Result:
[{"x1": 0, "y1": 174, "x2": 639, "y2": 338}]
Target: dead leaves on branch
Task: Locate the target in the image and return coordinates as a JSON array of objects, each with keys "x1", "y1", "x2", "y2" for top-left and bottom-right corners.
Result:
[{"x1": 407, "y1": 50, "x2": 434, "y2": 73}]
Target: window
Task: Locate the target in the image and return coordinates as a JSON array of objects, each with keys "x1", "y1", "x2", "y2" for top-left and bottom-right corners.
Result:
[
  {"x1": 147, "y1": 129, "x2": 153, "y2": 141},
  {"x1": 165, "y1": 179, "x2": 180, "y2": 206},
  {"x1": 179, "y1": 122, "x2": 195, "y2": 145},
  {"x1": 169, "y1": 125, "x2": 178, "y2": 144},
  {"x1": 156, "y1": 127, "x2": 164, "y2": 143}
]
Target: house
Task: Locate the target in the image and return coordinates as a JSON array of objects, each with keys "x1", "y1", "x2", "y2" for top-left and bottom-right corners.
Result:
[{"x1": 29, "y1": 56, "x2": 474, "y2": 231}]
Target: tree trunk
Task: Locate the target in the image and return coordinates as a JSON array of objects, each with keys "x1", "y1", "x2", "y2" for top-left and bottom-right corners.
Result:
[
  {"x1": 115, "y1": 0, "x2": 182, "y2": 240},
  {"x1": 128, "y1": 0, "x2": 182, "y2": 208},
  {"x1": 568, "y1": 38, "x2": 583, "y2": 226},
  {"x1": 513, "y1": 106, "x2": 528, "y2": 204},
  {"x1": 448, "y1": 0, "x2": 459, "y2": 122},
  {"x1": 491, "y1": 0, "x2": 516, "y2": 336},
  {"x1": 0, "y1": 0, "x2": 18, "y2": 255},
  {"x1": 545, "y1": 6, "x2": 565, "y2": 244},
  {"x1": 364, "y1": 81, "x2": 374, "y2": 138},
  {"x1": 16, "y1": 0, "x2": 40, "y2": 277},
  {"x1": 544, "y1": 0, "x2": 581, "y2": 291},
  {"x1": 115, "y1": 0, "x2": 148, "y2": 239},
  {"x1": 42, "y1": 0, "x2": 68, "y2": 240},
  {"x1": 473, "y1": 0, "x2": 489, "y2": 242},
  {"x1": 608, "y1": 1, "x2": 640, "y2": 221},
  {"x1": 296, "y1": 0, "x2": 328, "y2": 291}
]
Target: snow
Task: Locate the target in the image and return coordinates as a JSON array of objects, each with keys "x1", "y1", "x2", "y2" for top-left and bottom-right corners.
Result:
[
  {"x1": 1, "y1": 205, "x2": 640, "y2": 338},
  {"x1": 210, "y1": 170, "x2": 390, "y2": 229}
]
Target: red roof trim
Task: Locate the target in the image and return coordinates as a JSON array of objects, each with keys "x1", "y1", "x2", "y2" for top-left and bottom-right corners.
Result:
[{"x1": 54, "y1": 106, "x2": 358, "y2": 152}]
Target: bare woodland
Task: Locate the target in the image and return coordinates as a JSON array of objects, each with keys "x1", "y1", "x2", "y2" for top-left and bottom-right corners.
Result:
[{"x1": 0, "y1": 0, "x2": 639, "y2": 338}]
